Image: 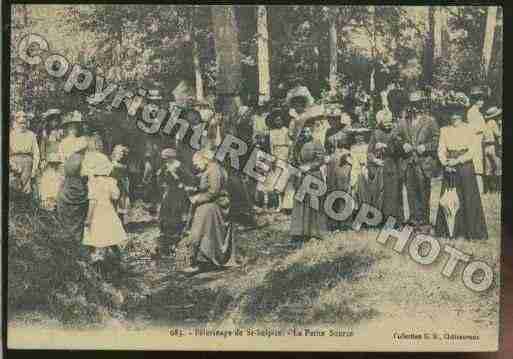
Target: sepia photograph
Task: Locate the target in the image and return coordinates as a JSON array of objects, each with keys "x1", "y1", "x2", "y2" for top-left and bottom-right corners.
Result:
[{"x1": 5, "y1": 4, "x2": 503, "y2": 352}]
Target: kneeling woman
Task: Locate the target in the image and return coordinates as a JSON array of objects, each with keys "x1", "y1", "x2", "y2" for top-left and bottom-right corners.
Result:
[
  {"x1": 435, "y1": 103, "x2": 488, "y2": 240},
  {"x1": 184, "y1": 150, "x2": 232, "y2": 274}
]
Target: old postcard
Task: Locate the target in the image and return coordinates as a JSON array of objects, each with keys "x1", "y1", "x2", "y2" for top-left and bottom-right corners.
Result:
[{"x1": 6, "y1": 4, "x2": 502, "y2": 351}]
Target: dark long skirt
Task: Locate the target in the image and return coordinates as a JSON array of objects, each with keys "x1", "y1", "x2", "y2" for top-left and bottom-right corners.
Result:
[
  {"x1": 326, "y1": 163, "x2": 352, "y2": 230},
  {"x1": 380, "y1": 166, "x2": 404, "y2": 222},
  {"x1": 56, "y1": 200, "x2": 89, "y2": 257},
  {"x1": 160, "y1": 188, "x2": 189, "y2": 239},
  {"x1": 435, "y1": 162, "x2": 488, "y2": 240},
  {"x1": 226, "y1": 173, "x2": 256, "y2": 227},
  {"x1": 355, "y1": 166, "x2": 383, "y2": 211}
]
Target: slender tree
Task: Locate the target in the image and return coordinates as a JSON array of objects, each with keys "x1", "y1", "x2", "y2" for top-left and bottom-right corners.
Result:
[
  {"x1": 256, "y1": 5, "x2": 270, "y2": 105},
  {"x1": 482, "y1": 6, "x2": 497, "y2": 80},
  {"x1": 328, "y1": 7, "x2": 338, "y2": 96}
]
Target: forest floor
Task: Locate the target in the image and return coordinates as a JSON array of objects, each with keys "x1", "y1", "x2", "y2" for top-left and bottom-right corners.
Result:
[{"x1": 9, "y1": 179, "x2": 501, "y2": 338}]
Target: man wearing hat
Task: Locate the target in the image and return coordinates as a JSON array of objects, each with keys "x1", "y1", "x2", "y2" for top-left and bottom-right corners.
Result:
[
  {"x1": 483, "y1": 106, "x2": 502, "y2": 192},
  {"x1": 466, "y1": 85, "x2": 488, "y2": 193},
  {"x1": 395, "y1": 89, "x2": 440, "y2": 232},
  {"x1": 10, "y1": 111, "x2": 41, "y2": 195}
]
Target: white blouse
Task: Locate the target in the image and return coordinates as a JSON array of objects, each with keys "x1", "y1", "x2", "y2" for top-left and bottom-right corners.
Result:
[{"x1": 438, "y1": 123, "x2": 477, "y2": 166}]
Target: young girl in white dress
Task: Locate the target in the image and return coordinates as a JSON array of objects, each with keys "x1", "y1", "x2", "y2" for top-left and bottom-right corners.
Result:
[{"x1": 83, "y1": 152, "x2": 127, "y2": 265}]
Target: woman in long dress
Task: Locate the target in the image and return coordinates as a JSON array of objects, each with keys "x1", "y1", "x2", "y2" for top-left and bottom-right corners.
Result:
[
  {"x1": 324, "y1": 106, "x2": 354, "y2": 231},
  {"x1": 184, "y1": 150, "x2": 232, "y2": 274},
  {"x1": 434, "y1": 104, "x2": 487, "y2": 240},
  {"x1": 56, "y1": 137, "x2": 90, "y2": 258},
  {"x1": 290, "y1": 127, "x2": 328, "y2": 244},
  {"x1": 366, "y1": 109, "x2": 403, "y2": 223}
]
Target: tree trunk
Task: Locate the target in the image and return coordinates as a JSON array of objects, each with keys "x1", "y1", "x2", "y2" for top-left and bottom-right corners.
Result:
[
  {"x1": 211, "y1": 5, "x2": 242, "y2": 137},
  {"x1": 190, "y1": 6, "x2": 204, "y2": 102},
  {"x1": 328, "y1": 10, "x2": 338, "y2": 96},
  {"x1": 482, "y1": 6, "x2": 497, "y2": 80},
  {"x1": 432, "y1": 7, "x2": 443, "y2": 60},
  {"x1": 192, "y1": 37, "x2": 204, "y2": 101},
  {"x1": 256, "y1": 5, "x2": 270, "y2": 105}
]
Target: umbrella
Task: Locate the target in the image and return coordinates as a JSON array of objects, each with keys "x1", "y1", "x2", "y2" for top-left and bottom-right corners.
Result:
[{"x1": 439, "y1": 171, "x2": 460, "y2": 238}]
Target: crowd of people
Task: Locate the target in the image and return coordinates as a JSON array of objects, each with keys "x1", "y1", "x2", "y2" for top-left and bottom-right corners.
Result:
[{"x1": 9, "y1": 81, "x2": 502, "y2": 278}]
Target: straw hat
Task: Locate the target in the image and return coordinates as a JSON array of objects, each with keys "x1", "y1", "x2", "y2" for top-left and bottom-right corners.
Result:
[
  {"x1": 484, "y1": 106, "x2": 502, "y2": 120},
  {"x1": 147, "y1": 89, "x2": 163, "y2": 101},
  {"x1": 42, "y1": 109, "x2": 62, "y2": 119},
  {"x1": 61, "y1": 111, "x2": 83, "y2": 127}
]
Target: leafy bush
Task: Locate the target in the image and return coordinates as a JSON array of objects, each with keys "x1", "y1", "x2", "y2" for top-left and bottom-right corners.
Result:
[{"x1": 8, "y1": 192, "x2": 126, "y2": 326}]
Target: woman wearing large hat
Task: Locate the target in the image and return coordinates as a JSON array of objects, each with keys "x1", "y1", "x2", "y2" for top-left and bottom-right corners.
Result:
[
  {"x1": 365, "y1": 106, "x2": 403, "y2": 223},
  {"x1": 434, "y1": 101, "x2": 487, "y2": 240},
  {"x1": 289, "y1": 126, "x2": 328, "y2": 245},
  {"x1": 58, "y1": 111, "x2": 86, "y2": 162},
  {"x1": 56, "y1": 136, "x2": 90, "y2": 256},
  {"x1": 466, "y1": 85, "x2": 488, "y2": 194}
]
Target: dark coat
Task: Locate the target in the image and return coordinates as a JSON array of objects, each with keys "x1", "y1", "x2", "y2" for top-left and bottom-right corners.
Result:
[{"x1": 394, "y1": 114, "x2": 440, "y2": 179}]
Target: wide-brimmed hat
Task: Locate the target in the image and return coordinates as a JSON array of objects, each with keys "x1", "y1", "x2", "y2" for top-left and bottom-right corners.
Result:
[
  {"x1": 286, "y1": 86, "x2": 315, "y2": 108},
  {"x1": 61, "y1": 111, "x2": 83, "y2": 127},
  {"x1": 161, "y1": 148, "x2": 177, "y2": 160},
  {"x1": 445, "y1": 102, "x2": 466, "y2": 119},
  {"x1": 147, "y1": 89, "x2": 163, "y2": 100},
  {"x1": 469, "y1": 85, "x2": 487, "y2": 97},
  {"x1": 484, "y1": 106, "x2": 502, "y2": 120},
  {"x1": 42, "y1": 109, "x2": 62, "y2": 119},
  {"x1": 47, "y1": 153, "x2": 63, "y2": 164},
  {"x1": 82, "y1": 152, "x2": 113, "y2": 176}
]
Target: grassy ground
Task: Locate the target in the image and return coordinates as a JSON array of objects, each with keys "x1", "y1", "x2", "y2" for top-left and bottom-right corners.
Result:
[{"x1": 9, "y1": 179, "x2": 501, "y2": 335}]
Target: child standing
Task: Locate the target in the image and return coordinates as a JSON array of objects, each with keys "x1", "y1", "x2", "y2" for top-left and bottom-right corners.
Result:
[
  {"x1": 83, "y1": 153, "x2": 127, "y2": 275},
  {"x1": 111, "y1": 145, "x2": 130, "y2": 224}
]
